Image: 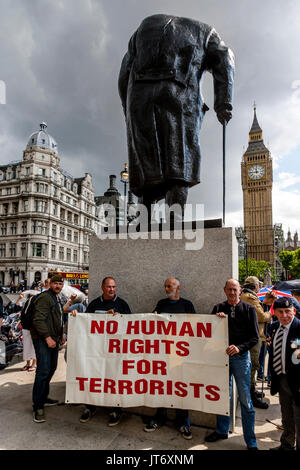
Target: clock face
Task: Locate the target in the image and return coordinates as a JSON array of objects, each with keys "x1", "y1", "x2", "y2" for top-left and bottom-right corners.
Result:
[{"x1": 248, "y1": 164, "x2": 265, "y2": 180}]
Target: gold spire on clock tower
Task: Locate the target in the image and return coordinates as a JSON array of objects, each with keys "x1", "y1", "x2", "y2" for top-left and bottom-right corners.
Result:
[{"x1": 241, "y1": 105, "x2": 275, "y2": 265}]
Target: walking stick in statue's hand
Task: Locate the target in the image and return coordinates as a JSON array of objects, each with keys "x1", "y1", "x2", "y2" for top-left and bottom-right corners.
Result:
[{"x1": 223, "y1": 122, "x2": 226, "y2": 227}]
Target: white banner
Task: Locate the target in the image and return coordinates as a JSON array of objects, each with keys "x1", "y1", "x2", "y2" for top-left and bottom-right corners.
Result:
[{"x1": 65, "y1": 313, "x2": 229, "y2": 415}]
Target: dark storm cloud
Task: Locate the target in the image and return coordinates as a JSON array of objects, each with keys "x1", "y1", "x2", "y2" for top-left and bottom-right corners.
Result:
[{"x1": 1, "y1": 0, "x2": 300, "y2": 229}]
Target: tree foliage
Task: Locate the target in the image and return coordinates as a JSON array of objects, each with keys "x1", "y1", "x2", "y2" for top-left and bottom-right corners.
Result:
[
  {"x1": 238, "y1": 258, "x2": 275, "y2": 284},
  {"x1": 279, "y1": 249, "x2": 300, "y2": 279}
]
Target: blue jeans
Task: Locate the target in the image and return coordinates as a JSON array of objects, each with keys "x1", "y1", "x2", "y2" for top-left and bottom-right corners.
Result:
[
  {"x1": 216, "y1": 351, "x2": 257, "y2": 448},
  {"x1": 32, "y1": 338, "x2": 59, "y2": 411}
]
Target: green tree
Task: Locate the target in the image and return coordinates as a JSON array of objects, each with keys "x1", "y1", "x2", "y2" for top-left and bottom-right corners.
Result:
[
  {"x1": 289, "y1": 249, "x2": 300, "y2": 279},
  {"x1": 279, "y1": 251, "x2": 294, "y2": 272},
  {"x1": 238, "y1": 258, "x2": 274, "y2": 284}
]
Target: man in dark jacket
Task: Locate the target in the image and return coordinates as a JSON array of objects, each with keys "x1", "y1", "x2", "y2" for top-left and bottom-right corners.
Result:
[
  {"x1": 269, "y1": 297, "x2": 300, "y2": 451},
  {"x1": 205, "y1": 279, "x2": 259, "y2": 450},
  {"x1": 119, "y1": 14, "x2": 234, "y2": 216},
  {"x1": 78, "y1": 277, "x2": 131, "y2": 426},
  {"x1": 31, "y1": 274, "x2": 65, "y2": 423}
]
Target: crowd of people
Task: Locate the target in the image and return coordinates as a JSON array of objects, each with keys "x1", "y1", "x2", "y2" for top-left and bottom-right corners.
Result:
[{"x1": 1, "y1": 273, "x2": 299, "y2": 451}]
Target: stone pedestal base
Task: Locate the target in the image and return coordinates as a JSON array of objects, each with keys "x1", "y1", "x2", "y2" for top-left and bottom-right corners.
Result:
[{"x1": 88, "y1": 222, "x2": 238, "y2": 427}]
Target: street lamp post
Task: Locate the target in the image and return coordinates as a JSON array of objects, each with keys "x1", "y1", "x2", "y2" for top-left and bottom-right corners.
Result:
[
  {"x1": 244, "y1": 235, "x2": 248, "y2": 277},
  {"x1": 120, "y1": 163, "x2": 129, "y2": 225},
  {"x1": 25, "y1": 237, "x2": 29, "y2": 290}
]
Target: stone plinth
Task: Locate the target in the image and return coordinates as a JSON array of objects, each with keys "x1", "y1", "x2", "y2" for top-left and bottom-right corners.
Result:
[{"x1": 88, "y1": 222, "x2": 238, "y2": 427}]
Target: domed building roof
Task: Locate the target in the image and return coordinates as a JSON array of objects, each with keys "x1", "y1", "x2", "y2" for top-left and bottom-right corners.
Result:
[{"x1": 27, "y1": 122, "x2": 58, "y2": 153}]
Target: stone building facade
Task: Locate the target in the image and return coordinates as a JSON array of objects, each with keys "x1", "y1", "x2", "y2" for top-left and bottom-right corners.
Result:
[{"x1": 0, "y1": 122, "x2": 97, "y2": 287}]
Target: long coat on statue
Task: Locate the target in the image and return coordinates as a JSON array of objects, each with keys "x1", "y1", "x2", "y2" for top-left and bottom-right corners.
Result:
[{"x1": 118, "y1": 14, "x2": 235, "y2": 201}]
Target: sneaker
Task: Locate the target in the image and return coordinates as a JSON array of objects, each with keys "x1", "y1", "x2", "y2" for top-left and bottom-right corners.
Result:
[
  {"x1": 108, "y1": 411, "x2": 121, "y2": 427},
  {"x1": 44, "y1": 398, "x2": 59, "y2": 407},
  {"x1": 256, "y1": 376, "x2": 266, "y2": 382},
  {"x1": 79, "y1": 408, "x2": 96, "y2": 423},
  {"x1": 179, "y1": 425, "x2": 192, "y2": 440},
  {"x1": 33, "y1": 409, "x2": 46, "y2": 423},
  {"x1": 144, "y1": 420, "x2": 159, "y2": 432}
]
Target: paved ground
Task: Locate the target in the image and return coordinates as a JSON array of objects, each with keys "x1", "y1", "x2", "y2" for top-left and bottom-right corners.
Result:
[{"x1": 0, "y1": 349, "x2": 285, "y2": 452}]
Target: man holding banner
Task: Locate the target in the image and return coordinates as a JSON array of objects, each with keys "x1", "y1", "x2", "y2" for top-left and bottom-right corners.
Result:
[
  {"x1": 76, "y1": 277, "x2": 132, "y2": 426},
  {"x1": 144, "y1": 277, "x2": 195, "y2": 439},
  {"x1": 205, "y1": 278, "x2": 260, "y2": 450}
]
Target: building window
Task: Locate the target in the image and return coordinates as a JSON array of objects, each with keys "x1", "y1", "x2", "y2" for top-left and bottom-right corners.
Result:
[
  {"x1": 3, "y1": 203, "x2": 9, "y2": 215},
  {"x1": 73, "y1": 250, "x2": 78, "y2": 263},
  {"x1": 23, "y1": 200, "x2": 29, "y2": 211},
  {"x1": 10, "y1": 222, "x2": 17, "y2": 235},
  {"x1": 53, "y1": 203, "x2": 57, "y2": 216},
  {"x1": 35, "y1": 183, "x2": 48, "y2": 193},
  {"x1": 10, "y1": 243, "x2": 16, "y2": 257},
  {"x1": 67, "y1": 229, "x2": 72, "y2": 242},
  {"x1": 22, "y1": 221, "x2": 27, "y2": 234},
  {"x1": 26, "y1": 167, "x2": 30, "y2": 176},
  {"x1": 66, "y1": 248, "x2": 71, "y2": 261},
  {"x1": 74, "y1": 232, "x2": 78, "y2": 243},
  {"x1": 21, "y1": 243, "x2": 27, "y2": 257},
  {"x1": 32, "y1": 221, "x2": 47, "y2": 235},
  {"x1": 35, "y1": 200, "x2": 47, "y2": 213},
  {"x1": 1, "y1": 223, "x2": 7, "y2": 235},
  {"x1": 83, "y1": 251, "x2": 89, "y2": 264},
  {"x1": 52, "y1": 224, "x2": 57, "y2": 237},
  {"x1": 0, "y1": 244, "x2": 6, "y2": 257},
  {"x1": 60, "y1": 227, "x2": 65, "y2": 239},
  {"x1": 51, "y1": 245, "x2": 56, "y2": 259},
  {"x1": 12, "y1": 202, "x2": 19, "y2": 214},
  {"x1": 31, "y1": 243, "x2": 47, "y2": 257},
  {"x1": 59, "y1": 246, "x2": 64, "y2": 261}
]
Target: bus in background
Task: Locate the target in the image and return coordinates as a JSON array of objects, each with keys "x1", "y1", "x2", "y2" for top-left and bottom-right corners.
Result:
[{"x1": 48, "y1": 271, "x2": 88, "y2": 291}]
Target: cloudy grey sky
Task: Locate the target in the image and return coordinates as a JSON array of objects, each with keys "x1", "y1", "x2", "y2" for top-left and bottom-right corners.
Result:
[{"x1": 1, "y1": 0, "x2": 300, "y2": 235}]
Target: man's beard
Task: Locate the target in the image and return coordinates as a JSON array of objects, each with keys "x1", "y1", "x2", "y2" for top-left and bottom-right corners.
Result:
[{"x1": 166, "y1": 290, "x2": 177, "y2": 299}]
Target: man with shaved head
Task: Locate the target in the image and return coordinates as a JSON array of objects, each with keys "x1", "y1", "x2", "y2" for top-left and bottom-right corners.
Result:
[
  {"x1": 205, "y1": 278, "x2": 260, "y2": 450},
  {"x1": 144, "y1": 277, "x2": 195, "y2": 439}
]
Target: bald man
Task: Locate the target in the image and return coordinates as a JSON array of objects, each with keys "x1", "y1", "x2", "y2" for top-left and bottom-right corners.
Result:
[
  {"x1": 153, "y1": 277, "x2": 196, "y2": 315},
  {"x1": 205, "y1": 278, "x2": 260, "y2": 450},
  {"x1": 144, "y1": 277, "x2": 195, "y2": 439}
]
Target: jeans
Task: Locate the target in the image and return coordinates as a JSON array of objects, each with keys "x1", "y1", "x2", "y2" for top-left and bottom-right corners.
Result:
[
  {"x1": 155, "y1": 407, "x2": 190, "y2": 427},
  {"x1": 32, "y1": 338, "x2": 59, "y2": 411},
  {"x1": 258, "y1": 341, "x2": 271, "y2": 381},
  {"x1": 216, "y1": 351, "x2": 257, "y2": 448}
]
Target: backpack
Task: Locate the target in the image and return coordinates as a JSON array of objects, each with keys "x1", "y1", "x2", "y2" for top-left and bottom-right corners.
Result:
[{"x1": 20, "y1": 291, "x2": 53, "y2": 330}]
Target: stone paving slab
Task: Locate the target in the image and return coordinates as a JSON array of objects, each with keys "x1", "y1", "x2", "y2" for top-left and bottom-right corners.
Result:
[{"x1": 0, "y1": 350, "x2": 284, "y2": 451}]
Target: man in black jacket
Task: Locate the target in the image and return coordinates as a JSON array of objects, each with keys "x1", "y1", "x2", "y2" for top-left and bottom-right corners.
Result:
[
  {"x1": 205, "y1": 278, "x2": 259, "y2": 450},
  {"x1": 77, "y1": 277, "x2": 131, "y2": 426},
  {"x1": 31, "y1": 274, "x2": 65, "y2": 423},
  {"x1": 269, "y1": 297, "x2": 300, "y2": 451}
]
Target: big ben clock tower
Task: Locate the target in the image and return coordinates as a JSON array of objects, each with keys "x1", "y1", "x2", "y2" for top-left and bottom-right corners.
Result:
[{"x1": 241, "y1": 106, "x2": 275, "y2": 265}]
